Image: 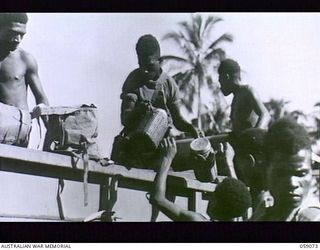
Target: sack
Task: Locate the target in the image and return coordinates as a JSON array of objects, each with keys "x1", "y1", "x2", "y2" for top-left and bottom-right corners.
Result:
[
  {"x1": 40, "y1": 104, "x2": 101, "y2": 208},
  {"x1": 42, "y1": 104, "x2": 101, "y2": 159},
  {"x1": 0, "y1": 103, "x2": 32, "y2": 147}
]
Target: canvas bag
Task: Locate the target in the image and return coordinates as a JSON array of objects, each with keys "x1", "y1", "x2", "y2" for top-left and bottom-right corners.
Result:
[
  {"x1": 41, "y1": 104, "x2": 101, "y2": 159},
  {"x1": 39, "y1": 104, "x2": 101, "y2": 212}
]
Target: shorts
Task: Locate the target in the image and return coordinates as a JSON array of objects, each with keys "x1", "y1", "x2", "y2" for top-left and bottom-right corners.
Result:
[{"x1": 0, "y1": 102, "x2": 32, "y2": 147}]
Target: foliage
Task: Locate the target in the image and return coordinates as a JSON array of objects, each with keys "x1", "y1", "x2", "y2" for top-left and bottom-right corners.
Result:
[
  {"x1": 264, "y1": 98, "x2": 290, "y2": 125},
  {"x1": 161, "y1": 14, "x2": 233, "y2": 132},
  {"x1": 265, "y1": 98, "x2": 320, "y2": 155}
]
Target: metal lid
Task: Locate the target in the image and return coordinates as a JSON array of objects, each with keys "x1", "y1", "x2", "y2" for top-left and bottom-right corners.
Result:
[{"x1": 190, "y1": 137, "x2": 212, "y2": 155}]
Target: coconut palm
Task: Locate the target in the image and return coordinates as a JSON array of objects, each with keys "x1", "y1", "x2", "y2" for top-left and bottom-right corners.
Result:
[{"x1": 161, "y1": 14, "x2": 233, "y2": 130}]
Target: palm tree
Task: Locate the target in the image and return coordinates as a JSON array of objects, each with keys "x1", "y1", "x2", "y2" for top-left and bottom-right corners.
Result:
[{"x1": 161, "y1": 14, "x2": 233, "y2": 130}]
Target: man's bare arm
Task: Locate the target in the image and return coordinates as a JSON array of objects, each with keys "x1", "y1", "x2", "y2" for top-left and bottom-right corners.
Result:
[
  {"x1": 249, "y1": 88, "x2": 270, "y2": 129},
  {"x1": 168, "y1": 102, "x2": 200, "y2": 138},
  {"x1": 24, "y1": 52, "x2": 49, "y2": 126},
  {"x1": 151, "y1": 138, "x2": 206, "y2": 221}
]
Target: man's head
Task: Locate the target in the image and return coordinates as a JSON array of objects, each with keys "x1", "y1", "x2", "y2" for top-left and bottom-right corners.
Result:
[
  {"x1": 0, "y1": 13, "x2": 28, "y2": 52},
  {"x1": 264, "y1": 117, "x2": 313, "y2": 210},
  {"x1": 218, "y1": 59, "x2": 241, "y2": 96},
  {"x1": 136, "y1": 34, "x2": 161, "y2": 81},
  {"x1": 207, "y1": 177, "x2": 252, "y2": 221}
]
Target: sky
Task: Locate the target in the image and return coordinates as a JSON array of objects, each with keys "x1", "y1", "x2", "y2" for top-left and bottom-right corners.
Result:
[
  {"x1": 21, "y1": 13, "x2": 320, "y2": 156},
  {"x1": 3, "y1": 12, "x2": 320, "y2": 221}
]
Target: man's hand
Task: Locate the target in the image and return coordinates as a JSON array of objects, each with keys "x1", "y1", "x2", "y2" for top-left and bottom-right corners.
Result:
[
  {"x1": 159, "y1": 137, "x2": 177, "y2": 161},
  {"x1": 31, "y1": 103, "x2": 47, "y2": 119},
  {"x1": 31, "y1": 103, "x2": 49, "y2": 129},
  {"x1": 136, "y1": 100, "x2": 152, "y2": 114}
]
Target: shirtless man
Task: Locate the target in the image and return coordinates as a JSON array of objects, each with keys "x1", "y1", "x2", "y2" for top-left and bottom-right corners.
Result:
[
  {"x1": 218, "y1": 59, "x2": 270, "y2": 135},
  {"x1": 252, "y1": 117, "x2": 320, "y2": 221},
  {"x1": 0, "y1": 13, "x2": 49, "y2": 147},
  {"x1": 216, "y1": 59, "x2": 270, "y2": 179}
]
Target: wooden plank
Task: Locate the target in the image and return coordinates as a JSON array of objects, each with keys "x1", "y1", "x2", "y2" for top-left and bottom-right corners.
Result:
[
  {"x1": 188, "y1": 191, "x2": 202, "y2": 212},
  {"x1": 0, "y1": 144, "x2": 216, "y2": 193}
]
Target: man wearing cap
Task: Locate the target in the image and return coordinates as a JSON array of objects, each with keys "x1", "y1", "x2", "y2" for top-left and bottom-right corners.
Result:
[
  {"x1": 0, "y1": 13, "x2": 49, "y2": 147},
  {"x1": 112, "y1": 34, "x2": 199, "y2": 168}
]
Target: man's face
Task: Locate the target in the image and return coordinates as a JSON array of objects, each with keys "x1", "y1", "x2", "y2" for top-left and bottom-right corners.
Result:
[
  {"x1": 218, "y1": 72, "x2": 233, "y2": 96},
  {"x1": 138, "y1": 53, "x2": 161, "y2": 81},
  {"x1": 268, "y1": 149, "x2": 313, "y2": 209},
  {"x1": 0, "y1": 22, "x2": 26, "y2": 52}
]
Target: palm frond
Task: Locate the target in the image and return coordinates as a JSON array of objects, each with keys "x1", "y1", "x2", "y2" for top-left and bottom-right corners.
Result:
[
  {"x1": 162, "y1": 32, "x2": 182, "y2": 45},
  {"x1": 202, "y1": 16, "x2": 223, "y2": 38},
  {"x1": 192, "y1": 14, "x2": 203, "y2": 46},
  {"x1": 203, "y1": 48, "x2": 226, "y2": 62},
  {"x1": 178, "y1": 21, "x2": 201, "y2": 49},
  {"x1": 208, "y1": 33, "x2": 233, "y2": 50},
  {"x1": 291, "y1": 110, "x2": 307, "y2": 119},
  {"x1": 314, "y1": 102, "x2": 320, "y2": 107},
  {"x1": 161, "y1": 55, "x2": 193, "y2": 66},
  {"x1": 162, "y1": 31, "x2": 196, "y2": 62},
  {"x1": 162, "y1": 14, "x2": 232, "y2": 129},
  {"x1": 173, "y1": 70, "x2": 194, "y2": 87}
]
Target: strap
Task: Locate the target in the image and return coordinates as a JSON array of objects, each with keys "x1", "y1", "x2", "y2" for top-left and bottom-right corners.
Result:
[
  {"x1": 58, "y1": 116, "x2": 66, "y2": 149},
  {"x1": 155, "y1": 82, "x2": 172, "y2": 126},
  {"x1": 17, "y1": 109, "x2": 24, "y2": 145},
  {"x1": 81, "y1": 141, "x2": 89, "y2": 207},
  {"x1": 36, "y1": 117, "x2": 42, "y2": 150},
  {"x1": 56, "y1": 178, "x2": 65, "y2": 220}
]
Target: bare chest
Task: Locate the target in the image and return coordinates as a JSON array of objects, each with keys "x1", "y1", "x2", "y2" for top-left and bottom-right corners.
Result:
[
  {"x1": 0, "y1": 56, "x2": 26, "y2": 83},
  {"x1": 231, "y1": 93, "x2": 252, "y2": 118}
]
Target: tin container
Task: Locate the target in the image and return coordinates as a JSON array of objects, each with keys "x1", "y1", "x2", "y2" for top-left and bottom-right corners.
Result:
[
  {"x1": 190, "y1": 137, "x2": 213, "y2": 158},
  {"x1": 172, "y1": 137, "x2": 217, "y2": 182},
  {"x1": 130, "y1": 108, "x2": 169, "y2": 152}
]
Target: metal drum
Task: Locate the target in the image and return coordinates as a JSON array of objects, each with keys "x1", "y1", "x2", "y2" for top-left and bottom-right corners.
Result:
[{"x1": 130, "y1": 108, "x2": 169, "y2": 152}]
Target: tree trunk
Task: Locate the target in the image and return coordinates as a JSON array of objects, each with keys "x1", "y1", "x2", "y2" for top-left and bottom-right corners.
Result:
[{"x1": 197, "y1": 77, "x2": 202, "y2": 130}]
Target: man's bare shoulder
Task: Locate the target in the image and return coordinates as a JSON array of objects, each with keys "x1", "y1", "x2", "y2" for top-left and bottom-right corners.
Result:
[
  {"x1": 238, "y1": 85, "x2": 257, "y2": 99},
  {"x1": 240, "y1": 84, "x2": 254, "y2": 93},
  {"x1": 18, "y1": 49, "x2": 38, "y2": 70}
]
